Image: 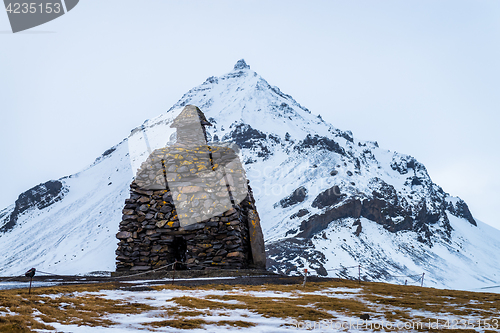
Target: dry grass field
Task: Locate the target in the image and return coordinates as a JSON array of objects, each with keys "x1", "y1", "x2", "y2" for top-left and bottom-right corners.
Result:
[{"x1": 0, "y1": 278, "x2": 499, "y2": 332}]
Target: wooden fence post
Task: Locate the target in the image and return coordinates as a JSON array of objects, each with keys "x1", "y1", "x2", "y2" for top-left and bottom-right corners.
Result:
[{"x1": 172, "y1": 261, "x2": 177, "y2": 285}]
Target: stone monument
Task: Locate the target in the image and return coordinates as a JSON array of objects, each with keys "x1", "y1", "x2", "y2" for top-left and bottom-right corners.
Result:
[{"x1": 115, "y1": 105, "x2": 266, "y2": 272}]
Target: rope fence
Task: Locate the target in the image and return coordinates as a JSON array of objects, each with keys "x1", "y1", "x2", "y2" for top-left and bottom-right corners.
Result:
[
  {"x1": 0, "y1": 274, "x2": 25, "y2": 283},
  {"x1": 2, "y1": 262, "x2": 427, "y2": 290},
  {"x1": 301, "y1": 264, "x2": 426, "y2": 287},
  {"x1": 36, "y1": 261, "x2": 178, "y2": 280},
  {"x1": 0, "y1": 261, "x2": 181, "y2": 288}
]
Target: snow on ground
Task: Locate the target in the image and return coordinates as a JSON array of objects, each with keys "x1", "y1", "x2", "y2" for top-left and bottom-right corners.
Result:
[
  {"x1": 31, "y1": 288, "x2": 292, "y2": 332},
  {"x1": 30, "y1": 286, "x2": 378, "y2": 333},
  {"x1": 27, "y1": 282, "x2": 499, "y2": 333}
]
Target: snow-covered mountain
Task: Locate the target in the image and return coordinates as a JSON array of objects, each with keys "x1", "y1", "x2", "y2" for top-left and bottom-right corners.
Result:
[{"x1": 1, "y1": 59, "x2": 499, "y2": 291}]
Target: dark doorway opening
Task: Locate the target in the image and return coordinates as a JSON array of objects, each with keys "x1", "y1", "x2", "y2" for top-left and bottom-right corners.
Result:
[{"x1": 172, "y1": 236, "x2": 187, "y2": 270}]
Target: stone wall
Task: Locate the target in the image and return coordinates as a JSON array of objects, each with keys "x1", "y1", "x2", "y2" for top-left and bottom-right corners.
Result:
[{"x1": 115, "y1": 181, "x2": 264, "y2": 272}]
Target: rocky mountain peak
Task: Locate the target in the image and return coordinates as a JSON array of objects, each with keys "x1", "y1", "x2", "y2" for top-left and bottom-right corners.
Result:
[{"x1": 233, "y1": 59, "x2": 250, "y2": 70}]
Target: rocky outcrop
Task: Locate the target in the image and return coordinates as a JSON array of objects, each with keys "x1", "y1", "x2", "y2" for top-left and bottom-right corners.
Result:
[
  {"x1": 297, "y1": 199, "x2": 362, "y2": 238},
  {"x1": 297, "y1": 196, "x2": 450, "y2": 241},
  {"x1": 0, "y1": 180, "x2": 66, "y2": 232},
  {"x1": 290, "y1": 209, "x2": 309, "y2": 219},
  {"x1": 448, "y1": 199, "x2": 476, "y2": 226},
  {"x1": 311, "y1": 185, "x2": 342, "y2": 209},
  {"x1": 294, "y1": 134, "x2": 346, "y2": 155},
  {"x1": 276, "y1": 186, "x2": 308, "y2": 208},
  {"x1": 266, "y1": 237, "x2": 327, "y2": 276},
  {"x1": 353, "y1": 219, "x2": 362, "y2": 236}
]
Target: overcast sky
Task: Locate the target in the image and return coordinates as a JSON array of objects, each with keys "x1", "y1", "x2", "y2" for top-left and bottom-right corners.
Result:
[{"x1": 1, "y1": 0, "x2": 499, "y2": 229}]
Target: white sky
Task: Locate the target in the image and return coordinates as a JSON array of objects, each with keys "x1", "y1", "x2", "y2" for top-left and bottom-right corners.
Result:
[{"x1": 0, "y1": 0, "x2": 499, "y2": 230}]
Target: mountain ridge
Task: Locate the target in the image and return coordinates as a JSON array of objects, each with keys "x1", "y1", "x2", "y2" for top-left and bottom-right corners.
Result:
[{"x1": 1, "y1": 60, "x2": 499, "y2": 291}]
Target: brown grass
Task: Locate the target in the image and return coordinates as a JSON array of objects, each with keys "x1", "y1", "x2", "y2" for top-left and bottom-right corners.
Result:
[
  {"x1": 151, "y1": 280, "x2": 500, "y2": 327},
  {"x1": 361, "y1": 281, "x2": 500, "y2": 319},
  {"x1": 171, "y1": 295, "x2": 243, "y2": 310},
  {"x1": 205, "y1": 294, "x2": 334, "y2": 321},
  {"x1": 216, "y1": 320, "x2": 256, "y2": 327},
  {"x1": 0, "y1": 314, "x2": 54, "y2": 333},
  {"x1": 147, "y1": 318, "x2": 207, "y2": 329},
  {"x1": 1, "y1": 279, "x2": 499, "y2": 332},
  {"x1": 0, "y1": 282, "x2": 154, "y2": 331},
  {"x1": 145, "y1": 318, "x2": 256, "y2": 330}
]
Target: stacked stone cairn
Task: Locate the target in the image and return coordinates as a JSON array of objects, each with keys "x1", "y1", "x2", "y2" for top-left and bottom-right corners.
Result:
[{"x1": 115, "y1": 105, "x2": 266, "y2": 272}]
